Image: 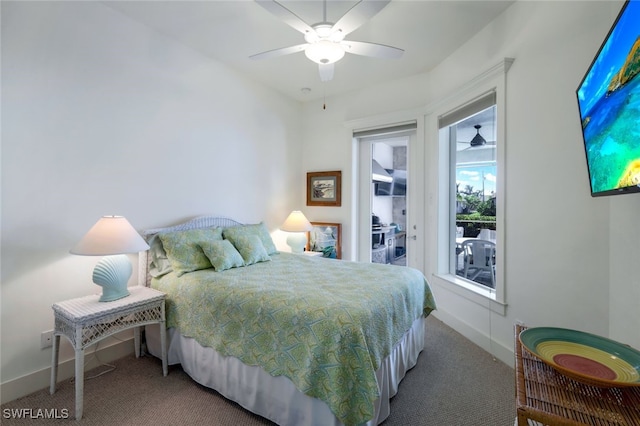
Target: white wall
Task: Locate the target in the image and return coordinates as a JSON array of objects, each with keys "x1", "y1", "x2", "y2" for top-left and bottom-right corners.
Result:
[
  {"x1": 301, "y1": 0, "x2": 640, "y2": 364},
  {"x1": 609, "y1": 195, "x2": 640, "y2": 345},
  {"x1": 1, "y1": 1, "x2": 302, "y2": 401}
]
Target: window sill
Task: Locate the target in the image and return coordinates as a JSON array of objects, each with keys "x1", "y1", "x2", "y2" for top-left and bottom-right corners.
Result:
[{"x1": 432, "y1": 273, "x2": 507, "y2": 316}]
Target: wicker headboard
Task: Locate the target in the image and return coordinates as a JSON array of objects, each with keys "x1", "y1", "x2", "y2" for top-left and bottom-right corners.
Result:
[{"x1": 137, "y1": 216, "x2": 244, "y2": 287}]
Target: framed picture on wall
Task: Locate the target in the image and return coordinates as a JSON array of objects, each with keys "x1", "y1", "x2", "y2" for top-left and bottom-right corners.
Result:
[
  {"x1": 306, "y1": 222, "x2": 341, "y2": 259},
  {"x1": 307, "y1": 171, "x2": 341, "y2": 206}
]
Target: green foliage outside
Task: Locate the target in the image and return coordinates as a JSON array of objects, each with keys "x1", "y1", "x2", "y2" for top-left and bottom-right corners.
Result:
[{"x1": 456, "y1": 184, "x2": 496, "y2": 237}]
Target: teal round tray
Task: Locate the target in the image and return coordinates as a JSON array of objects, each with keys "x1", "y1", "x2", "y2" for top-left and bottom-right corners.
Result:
[{"x1": 519, "y1": 327, "x2": 640, "y2": 388}]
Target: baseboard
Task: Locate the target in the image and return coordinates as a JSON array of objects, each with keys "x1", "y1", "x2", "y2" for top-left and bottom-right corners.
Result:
[
  {"x1": 431, "y1": 310, "x2": 514, "y2": 368},
  {"x1": 1, "y1": 338, "x2": 135, "y2": 404}
]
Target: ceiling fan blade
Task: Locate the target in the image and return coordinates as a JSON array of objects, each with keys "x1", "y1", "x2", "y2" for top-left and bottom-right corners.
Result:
[
  {"x1": 255, "y1": 0, "x2": 315, "y2": 35},
  {"x1": 342, "y1": 40, "x2": 403, "y2": 59},
  {"x1": 318, "y1": 63, "x2": 334, "y2": 82},
  {"x1": 332, "y1": 0, "x2": 390, "y2": 37},
  {"x1": 250, "y1": 44, "x2": 309, "y2": 60}
]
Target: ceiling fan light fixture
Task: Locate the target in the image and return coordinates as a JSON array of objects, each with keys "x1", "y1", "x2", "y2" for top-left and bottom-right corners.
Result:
[
  {"x1": 305, "y1": 40, "x2": 345, "y2": 64},
  {"x1": 470, "y1": 124, "x2": 487, "y2": 147}
]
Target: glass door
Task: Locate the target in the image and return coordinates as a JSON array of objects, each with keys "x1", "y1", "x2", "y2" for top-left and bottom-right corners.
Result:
[{"x1": 355, "y1": 124, "x2": 415, "y2": 266}]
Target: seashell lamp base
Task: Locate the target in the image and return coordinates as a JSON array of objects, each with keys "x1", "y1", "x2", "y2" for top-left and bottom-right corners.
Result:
[
  {"x1": 92, "y1": 254, "x2": 132, "y2": 302},
  {"x1": 286, "y1": 232, "x2": 308, "y2": 254}
]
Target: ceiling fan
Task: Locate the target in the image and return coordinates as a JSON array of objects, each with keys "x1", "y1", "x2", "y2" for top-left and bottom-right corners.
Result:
[
  {"x1": 457, "y1": 124, "x2": 496, "y2": 151},
  {"x1": 470, "y1": 124, "x2": 487, "y2": 147},
  {"x1": 250, "y1": 0, "x2": 404, "y2": 82}
]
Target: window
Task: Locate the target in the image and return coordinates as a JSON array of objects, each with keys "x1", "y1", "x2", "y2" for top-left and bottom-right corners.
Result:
[
  {"x1": 437, "y1": 90, "x2": 502, "y2": 300},
  {"x1": 446, "y1": 100, "x2": 497, "y2": 290},
  {"x1": 431, "y1": 58, "x2": 511, "y2": 309}
]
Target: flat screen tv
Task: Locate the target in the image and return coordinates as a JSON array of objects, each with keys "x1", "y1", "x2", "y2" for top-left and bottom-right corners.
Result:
[{"x1": 576, "y1": 0, "x2": 640, "y2": 196}]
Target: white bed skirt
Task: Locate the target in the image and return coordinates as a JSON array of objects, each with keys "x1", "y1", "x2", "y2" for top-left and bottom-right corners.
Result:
[{"x1": 146, "y1": 317, "x2": 426, "y2": 426}]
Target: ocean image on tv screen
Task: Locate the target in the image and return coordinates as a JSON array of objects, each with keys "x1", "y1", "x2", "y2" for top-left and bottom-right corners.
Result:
[{"x1": 577, "y1": 0, "x2": 640, "y2": 195}]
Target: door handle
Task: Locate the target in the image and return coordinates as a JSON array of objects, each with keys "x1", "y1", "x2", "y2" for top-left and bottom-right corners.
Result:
[{"x1": 410, "y1": 235, "x2": 417, "y2": 240}]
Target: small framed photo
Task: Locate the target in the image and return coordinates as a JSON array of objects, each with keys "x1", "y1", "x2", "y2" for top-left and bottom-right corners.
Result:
[
  {"x1": 306, "y1": 222, "x2": 341, "y2": 259},
  {"x1": 307, "y1": 171, "x2": 341, "y2": 207}
]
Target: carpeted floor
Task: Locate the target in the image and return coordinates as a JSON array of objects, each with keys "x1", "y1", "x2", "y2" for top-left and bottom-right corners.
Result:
[{"x1": 2, "y1": 315, "x2": 516, "y2": 425}]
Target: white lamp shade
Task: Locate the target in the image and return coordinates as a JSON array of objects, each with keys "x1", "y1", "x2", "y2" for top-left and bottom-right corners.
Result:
[
  {"x1": 305, "y1": 41, "x2": 345, "y2": 64},
  {"x1": 280, "y1": 211, "x2": 313, "y2": 232},
  {"x1": 70, "y1": 216, "x2": 150, "y2": 256}
]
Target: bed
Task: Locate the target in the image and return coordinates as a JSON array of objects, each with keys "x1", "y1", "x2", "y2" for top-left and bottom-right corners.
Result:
[{"x1": 138, "y1": 216, "x2": 436, "y2": 426}]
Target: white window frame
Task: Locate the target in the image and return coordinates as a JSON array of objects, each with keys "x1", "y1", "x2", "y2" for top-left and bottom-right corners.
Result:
[
  {"x1": 447, "y1": 99, "x2": 497, "y2": 289},
  {"x1": 428, "y1": 59, "x2": 513, "y2": 314}
]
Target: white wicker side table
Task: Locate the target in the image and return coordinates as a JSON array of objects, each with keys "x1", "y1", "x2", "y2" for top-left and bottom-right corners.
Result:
[{"x1": 49, "y1": 286, "x2": 168, "y2": 420}]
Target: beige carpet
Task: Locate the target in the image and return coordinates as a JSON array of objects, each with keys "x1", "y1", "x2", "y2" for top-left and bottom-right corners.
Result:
[{"x1": 2, "y1": 316, "x2": 516, "y2": 425}]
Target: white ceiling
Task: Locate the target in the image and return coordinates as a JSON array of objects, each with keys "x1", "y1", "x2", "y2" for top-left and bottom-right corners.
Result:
[{"x1": 103, "y1": 0, "x2": 514, "y2": 102}]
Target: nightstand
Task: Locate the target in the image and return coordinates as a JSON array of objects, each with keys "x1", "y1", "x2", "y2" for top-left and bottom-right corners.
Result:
[{"x1": 50, "y1": 286, "x2": 168, "y2": 420}]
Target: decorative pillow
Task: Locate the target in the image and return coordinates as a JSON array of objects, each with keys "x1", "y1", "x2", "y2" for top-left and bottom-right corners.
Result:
[
  {"x1": 159, "y1": 228, "x2": 223, "y2": 276},
  {"x1": 200, "y1": 239, "x2": 245, "y2": 271},
  {"x1": 147, "y1": 234, "x2": 173, "y2": 278},
  {"x1": 223, "y1": 222, "x2": 277, "y2": 255},
  {"x1": 230, "y1": 234, "x2": 271, "y2": 265}
]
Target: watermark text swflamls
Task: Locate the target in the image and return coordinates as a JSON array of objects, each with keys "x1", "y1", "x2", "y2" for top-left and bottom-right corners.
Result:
[{"x1": 3, "y1": 408, "x2": 70, "y2": 420}]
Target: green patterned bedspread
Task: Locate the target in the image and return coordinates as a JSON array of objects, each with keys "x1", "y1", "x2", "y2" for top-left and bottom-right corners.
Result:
[{"x1": 152, "y1": 252, "x2": 436, "y2": 425}]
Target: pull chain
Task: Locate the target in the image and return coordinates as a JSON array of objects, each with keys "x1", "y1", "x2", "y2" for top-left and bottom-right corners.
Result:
[{"x1": 323, "y1": 88, "x2": 327, "y2": 110}]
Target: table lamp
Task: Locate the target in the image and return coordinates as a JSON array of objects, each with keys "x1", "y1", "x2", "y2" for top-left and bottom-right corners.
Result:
[
  {"x1": 70, "y1": 216, "x2": 150, "y2": 302},
  {"x1": 280, "y1": 210, "x2": 313, "y2": 254}
]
